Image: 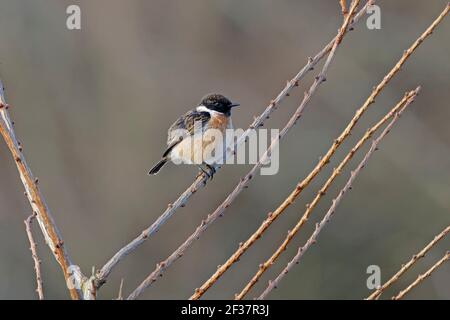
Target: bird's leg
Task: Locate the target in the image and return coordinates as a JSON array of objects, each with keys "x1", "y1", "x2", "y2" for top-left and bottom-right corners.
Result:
[{"x1": 205, "y1": 164, "x2": 216, "y2": 180}]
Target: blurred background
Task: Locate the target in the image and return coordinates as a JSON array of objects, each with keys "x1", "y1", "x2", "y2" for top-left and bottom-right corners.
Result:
[{"x1": 0, "y1": 0, "x2": 449, "y2": 300}]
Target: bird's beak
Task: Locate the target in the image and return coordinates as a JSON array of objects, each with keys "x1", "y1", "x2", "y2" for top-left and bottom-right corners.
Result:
[{"x1": 231, "y1": 102, "x2": 240, "y2": 108}]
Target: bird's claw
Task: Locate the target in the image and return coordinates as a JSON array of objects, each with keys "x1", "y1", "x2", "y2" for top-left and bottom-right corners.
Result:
[{"x1": 198, "y1": 164, "x2": 216, "y2": 181}]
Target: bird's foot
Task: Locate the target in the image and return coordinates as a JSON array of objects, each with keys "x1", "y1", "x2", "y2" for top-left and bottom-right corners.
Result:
[{"x1": 205, "y1": 164, "x2": 216, "y2": 180}]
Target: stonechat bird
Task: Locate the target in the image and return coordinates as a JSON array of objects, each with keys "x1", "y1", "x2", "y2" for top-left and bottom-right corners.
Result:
[{"x1": 148, "y1": 93, "x2": 239, "y2": 178}]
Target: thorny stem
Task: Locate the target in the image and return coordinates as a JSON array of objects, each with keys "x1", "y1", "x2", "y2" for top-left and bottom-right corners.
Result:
[
  {"x1": 197, "y1": 3, "x2": 449, "y2": 300},
  {"x1": 367, "y1": 224, "x2": 450, "y2": 300},
  {"x1": 0, "y1": 80, "x2": 86, "y2": 300},
  {"x1": 392, "y1": 252, "x2": 449, "y2": 300},
  {"x1": 257, "y1": 88, "x2": 420, "y2": 299}
]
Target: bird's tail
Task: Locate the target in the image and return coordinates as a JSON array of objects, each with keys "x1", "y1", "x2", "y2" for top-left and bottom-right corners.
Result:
[{"x1": 148, "y1": 158, "x2": 168, "y2": 175}]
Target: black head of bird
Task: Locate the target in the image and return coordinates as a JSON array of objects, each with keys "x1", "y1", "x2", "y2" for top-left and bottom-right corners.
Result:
[{"x1": 199, "y1": 93, "x2": 240, "y2": 115}]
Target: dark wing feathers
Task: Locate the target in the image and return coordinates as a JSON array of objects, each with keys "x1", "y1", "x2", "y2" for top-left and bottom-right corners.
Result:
[
  {"x1": 182, "y1": 111, "x2": 211, "y2": 136},
  {"x1": 162, "y1": 138, "x2": 181, "y2": 158},
  {"x1": 162, "y1": 110, "x2": 211, "y2": 157}
]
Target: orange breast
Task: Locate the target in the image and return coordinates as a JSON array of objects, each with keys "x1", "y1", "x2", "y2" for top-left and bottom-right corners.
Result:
[{"x1": 208, "y1": 113, "x2": 229, "y2": 131}]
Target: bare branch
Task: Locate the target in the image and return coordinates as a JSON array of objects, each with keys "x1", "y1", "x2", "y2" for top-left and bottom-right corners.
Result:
[
  {"x1": 0, "y1": 80, "x2": 85, "y2": 300},
  {"x1": 392, "y1": 251, "x2": 450, "y2": 300},
  {"x1": 126, "y1": 0, "x2": 364, "y2": 301},
  {"x1": 195, "y1": 3, "x2": 450, "y2": 300},
  {"x1": 24, "y1": 214, "x2": 44, "y2": 300},
  {"x1": 257, "y1": 88, "x2": 420, "y2": 299},
  {"x1": 367, "y1": 225, "x2": 450, "y2": 300},
  {"x1": 237, "y1": 87, "x2": 421, "y2": 300},
  {"x1": 340, "y1": 0, "x2": 348, "y2": 17},
  {"x1": 95, "y1": 0, "x2": 375, "y2": 292},
  {"x1": 117, "y1": 279, "x2": 124, "y2": 300}
]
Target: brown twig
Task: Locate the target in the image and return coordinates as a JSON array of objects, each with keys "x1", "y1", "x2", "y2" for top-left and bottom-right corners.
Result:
[
  {"x1": 126, "y1": 0, "x2": 363, "y2": 301},
  {"x1": 236, "y1": 88, "x2": 421, "y2": 300},
  {"x1": 340, "y1": 0, "x2": 348, "y2": 16},
  {"x1": 195, "y1": 3, "x2": 450, "y2": 300},
  {"x1": 257, "y1": 88, "x2": 420, "y2": 299},
  {"x1": 97, "y1": 0, "x2": 374, "y2": 293},
  {"x1": 0, "y1": 80, "x2": 85, "y2": 300},
  {"x1": 367, "y1": 225, "x2": 450, "y2": 300},
  {"x1": 392, "y1": 251, "x2": 450, "y2": 300},
  {"x1": 24, "y1": 214, "x2": 44, "y2": 300}
]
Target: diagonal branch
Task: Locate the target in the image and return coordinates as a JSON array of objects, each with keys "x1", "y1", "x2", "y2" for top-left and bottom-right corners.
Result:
[
  {"x1": 392, "y1": 251, "x2": 450, "y2": 300},
  {"x1": 257, "y1": 88, "x2": 420, "y2": 299},
  {"x1": 24, "y1": 214, "x2": 44, "y2": 300},
  {"x1": 127, "y1": 0, "x2": 364, "y2": 300},
  {"x1": 367, "y1": 224, "x2": 450, "y2": 300},
  {"x1": 236, "y1": 87, "x2": 420, "y2": 300},
  {"x1": 194, "y1": 3, "x2": 450, "y2": 300},
  {"x1": 95, "y1": 0, "x2": 374, "y2": 291},
  {"x1": 0, "y1": 80, "x2": 85, "y2": 300}
]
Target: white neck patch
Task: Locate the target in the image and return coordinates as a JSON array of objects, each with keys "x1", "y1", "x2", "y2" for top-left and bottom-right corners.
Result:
[{"x1": 196, "y1": 105, "x2": 223, "y2": 116}]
